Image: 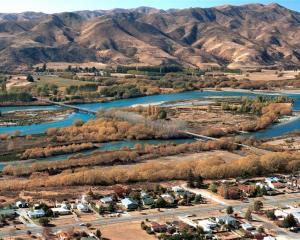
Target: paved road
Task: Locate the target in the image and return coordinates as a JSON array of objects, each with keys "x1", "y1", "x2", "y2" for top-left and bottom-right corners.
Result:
[{"x1": 2, "y1": 195, "x2": 300, "y2": 239}]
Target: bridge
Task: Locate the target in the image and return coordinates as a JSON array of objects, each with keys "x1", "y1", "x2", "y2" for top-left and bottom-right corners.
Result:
[
  {"x1": 182, "y1": 131, "x2": 270, "y2": 155},
  {"x1": 38, "y1": 98, "x2": 98, "y2": 115}
]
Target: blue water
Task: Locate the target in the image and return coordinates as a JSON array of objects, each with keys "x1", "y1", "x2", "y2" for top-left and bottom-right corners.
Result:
[
  {"x1": 0, "y1": 90, "x2": 300, "y2": 138},
  {"x1": 0, "y1": 139, "x2": 194, "y2": 171},
  {"x1": 0, "y1": 90, "x2": 300, "y2": 171}
]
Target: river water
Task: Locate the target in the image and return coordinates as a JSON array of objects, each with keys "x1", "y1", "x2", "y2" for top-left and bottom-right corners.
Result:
[{"x1": 0, "y1": 90, "x2": 299, "y2": 170}]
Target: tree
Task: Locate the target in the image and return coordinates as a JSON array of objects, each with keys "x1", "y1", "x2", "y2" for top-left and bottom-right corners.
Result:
[
  {"x1": 195, "y1": 175, "x2": 204, "y2": 188},
  {"x1": 245, "y1": 208, "x2": 252, "y2": 221},
  {"x1": 194, "y1": 194, "x2": 203, "y2": 203},
  {"x1": 39, "y1": 217, "x2": 50, "y2": 226},
  {"x1": 95, "y1": 229, "x2": 102, "y2": 238},
  {"x1": 282, "y1": 214, "x2": 297, "y2": 228},
  {"x1": 74, "y1": 119, "x2": 84, "y2": 127},
  {"x1": 187, "y1": 169, "x2": 195, "y2": 188},
  {"x1": 266, "y1": 210, "x2": 276, "y2": 220},
  {"x1": 226, "y1": 206, "x2": 234, "y2": 215},
  {"x1": 42, "y1": 63, "x2": 47, "y2": 72},
  {"x1": 26, "y1": 74, "x2": 34, "y2": 82},
  {"x1": 258, "y1": 226, "x2": 264, "y2": 233},
  {"x1": 253, "y1": 200, "x2": 263, "y2": 212},
  {"x1": 209, "y1": 182, "x2": 218, "y2": 193}
]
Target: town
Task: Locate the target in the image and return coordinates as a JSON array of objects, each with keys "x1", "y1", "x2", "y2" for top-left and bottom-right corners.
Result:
[{"x1": 1, "y1": 172, "x2": 300, "y2": 239}]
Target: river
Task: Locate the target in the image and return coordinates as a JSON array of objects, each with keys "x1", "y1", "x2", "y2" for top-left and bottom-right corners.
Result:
[{"x1": 0, "y1": 90, "x2": 299, "y2": 170}]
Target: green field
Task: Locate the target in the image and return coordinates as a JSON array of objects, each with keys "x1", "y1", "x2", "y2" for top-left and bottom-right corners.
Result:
[{"x1": 35, "y1": 76, "x2": 92, "y2": 87}]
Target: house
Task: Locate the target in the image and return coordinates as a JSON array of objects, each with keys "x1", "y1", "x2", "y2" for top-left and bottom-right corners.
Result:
[
  {"x1": 121, "y1": 198, "x2": 138, "y2": 210},
  {"x1": 27, "y1": 209, "x2": 45, "y2": 218},
  {"x1": 140, "y1": 192, "x2": 154, "y2": 206},
  {"x1": 51, "y1": 205, "x2": 71, "y2": 215},
  {"x1": 241, "y1": 223, "x2": 255, "y2": 231},
  {"x1": 100, "y1": 196, "x2": 113, "y2": 204},
  {"x1": 81, "y1": 194, "x2": 90, "y2": 204},
  {"x1": 172, "y1": 186, "x2": 185, "y2": 193},
  {"x1": 77, "y1": 203, "x2": 89, "y2": 213},
  {"x1": 150, "y1": 222, "x2": 167, "y2": 233},
  {"x1": 197, "y1": 219, "x2": 217, "y2": 233},
  {"x1": 274, "y1": 207, "x2": 300, "y2": 222},
  {"x1": 256, "y1": 182, "x2": 271, "y2": 191},
  {"x1": 161, "y1": 194, "x2": 175, "y2": 204},
  {"x1": 0, "y1": 208, "x2": 16, "y2": 218},
  {"x1": 216, "y1": 215, "x2": 238, "y2": 226},
  {"x1": 265, "y1": 177, "x2": 283, "y2": 189},
  {"x1": 16, "y1": 200, "x2": 27, "y2": 208},
  {"x1": 142, "y1": 196, "x2": 154, "y2": 206}
]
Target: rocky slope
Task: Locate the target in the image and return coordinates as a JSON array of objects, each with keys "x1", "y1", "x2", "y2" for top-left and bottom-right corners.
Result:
[{"x1": 0, "y1": 4, "x2": 299, "y2": 70}]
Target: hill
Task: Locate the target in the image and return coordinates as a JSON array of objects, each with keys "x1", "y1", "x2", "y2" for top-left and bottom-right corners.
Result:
[{"x1": 0, "y1": 3, "x2": 300, "y2": 70}]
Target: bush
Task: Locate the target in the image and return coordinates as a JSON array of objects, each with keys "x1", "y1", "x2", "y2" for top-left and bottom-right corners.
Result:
[
  {"x1": 38, "y1": 217, "x2": 49, "y2": 226},
  {"x1": 253, "y1": 200, "x2": 263, "y2": 212},
  {"x1": 266, "y1": 210, "x2": 276, "y2": 220},
  {"x1": 226, "y1": 206, "x2": 234, "y2": 215},
  {"x1": 282, "y1": 214, "x2": 297, "y2": 228}
]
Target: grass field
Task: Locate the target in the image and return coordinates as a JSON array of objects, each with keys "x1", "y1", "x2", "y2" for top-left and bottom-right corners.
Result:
[{"x1": 35, "y1": 76, "x2": 92, "y2": 87}]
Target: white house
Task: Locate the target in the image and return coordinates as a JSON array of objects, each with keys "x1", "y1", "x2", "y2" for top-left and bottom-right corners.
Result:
[
  {"x1": 77, "y1": 203, "x2": 89, "y2": 213},
  {"x1": 216, "y1": 215, "x2": 237, "y2": 226},
  {"x1": 16, "y1": 200, "x2": 27, "y2": 208},
  {"x1": 265, "y1": 177, "x2": 283, "y2": 189},
  {"x1": 197, "y1": 219, "x2": 217, "y2": 233},
  {"x1": 161, "y1": 194, "x2": 175, "y2": 204},
  {"x1": 172, "y1": 186, "x2": 185, "y2": 193},
  {"x1": 100, "y1": 196, "x2": 113, "y2": 204},
  {"x1": 121, "y1": 198, "x2": 138, "y2": 210},
  {"x1": 241, "y1": 223, "x2": 255, "y2": 231},
  {"x1": 27, "y1": 209, "x2": 45, "y2": 218},
  {"x1": 274, "y1": 207, "x2": 300, "y2": 222},
  {"x1": 51, "y1": 204, "x2": 71, "y2": 215}
]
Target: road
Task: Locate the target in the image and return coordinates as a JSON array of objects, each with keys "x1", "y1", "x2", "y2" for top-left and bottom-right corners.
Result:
[
  {"x1": 183, "y1": 131, "x2": 270, "y2": 155},
  {"x1": 2, "y1": 195, "x2": 300, "y2": 239}
]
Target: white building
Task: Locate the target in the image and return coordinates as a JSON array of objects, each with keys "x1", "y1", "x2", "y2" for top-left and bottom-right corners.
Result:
[
  {"x1": 161, "y1": 194, "x2": 175, "y2": 204},
  {"x1": 265, "y1": 177, "x2": 283, "y2": 189},
  {"x1": 121, "y1": 198, "x2": 138, "y2": 210},
  {"x1": 274, "y1": 207, "x2": 300, "y2": 222},
  {"x1": 51, "y1": 204, "x2": 71, "y2": 215},
  {"x1": 27, "y1": 209, "x2": 45, "y2": 218},
  {"x1": 197, "y1": 219, "x2": 217, "y2": 233},
  {"x1": 100, "y1": 196, "x2": 113, "y2": 204},
  {"x1": 16, "y1": 200, "x2": 26, "y2": 208},
  {"x1": 241, "y1": 223, "x2": 255, "y2": 231},
  {"x1": 77, "y1": 203, "x2": 89, "y2": 213}
]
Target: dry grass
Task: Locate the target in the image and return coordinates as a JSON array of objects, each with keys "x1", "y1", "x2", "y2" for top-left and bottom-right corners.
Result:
[
  {"x1": 227, "y1": 70, "x2": 300, "y2": 82},
  {"x1": 100, "y1": 221, "x2": 156, "y2": 240}
]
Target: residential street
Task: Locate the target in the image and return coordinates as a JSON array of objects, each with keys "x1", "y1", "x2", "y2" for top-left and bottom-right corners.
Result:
[{"x1": 1, "y1": 193, "x2": 300, "y2": 239}]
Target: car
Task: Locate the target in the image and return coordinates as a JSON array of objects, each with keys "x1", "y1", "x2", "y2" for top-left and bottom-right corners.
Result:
[{"x1": 79, "y1": 223, "x2": 87, "y2": 226}]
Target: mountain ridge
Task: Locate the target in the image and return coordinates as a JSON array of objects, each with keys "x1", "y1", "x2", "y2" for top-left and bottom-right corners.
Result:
[{"x1": 0, "y1": 3, "x2": 300, "y2": 70}]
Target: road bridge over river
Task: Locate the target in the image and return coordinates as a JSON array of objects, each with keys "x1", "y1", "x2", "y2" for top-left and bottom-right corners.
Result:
[
  {"x1": 182, "y1": 131, "x2": 271, "y2": 155},
  {"x1": 38, "y1": 98, "x2": 98, "y2": 115}
]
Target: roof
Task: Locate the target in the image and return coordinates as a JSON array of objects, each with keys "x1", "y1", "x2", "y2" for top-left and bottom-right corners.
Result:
[
  {"x1": 197, "y1": 219, "x2": 217, "y2": 228},
  {"x1": 28, "y1": 209, "x2": 45, "y2": 217},
  {"x1": 0, "y1": 208, "x2": 15, "y2": 216},
  {"x1": 265, "y1": 177, "x2": 279, "y2": 182},
  {"x1": 121, "y1": 198, "x2": 138, "y2": 206},
  {"x1": 217, "y1": 215, "x2": 237, "y2": 223},
  {"x1": 100, "y1": 196, "x2": 113, "y2": 203},
  {"x1": 172, "y1": 186, "x2": 185, "y2": 192},
  {"x1": 241, "y1": 223, "x2": 254, "y2": 230}
]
